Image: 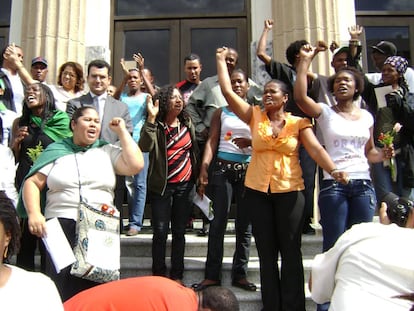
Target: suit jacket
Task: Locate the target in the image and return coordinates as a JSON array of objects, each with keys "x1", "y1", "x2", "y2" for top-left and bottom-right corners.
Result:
[{"x1": 66, "y1": 93, "x2": 133, "y2": 144}]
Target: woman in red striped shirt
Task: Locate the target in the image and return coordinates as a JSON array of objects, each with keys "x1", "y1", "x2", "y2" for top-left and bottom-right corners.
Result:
[{"x1": 139, "y1": 85, "x2": 199, "y2": 284}]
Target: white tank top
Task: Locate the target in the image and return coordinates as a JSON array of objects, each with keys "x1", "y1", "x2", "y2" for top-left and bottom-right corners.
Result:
[{"x1": 217, "y1": 107, "x2": 251, "y2": 162}]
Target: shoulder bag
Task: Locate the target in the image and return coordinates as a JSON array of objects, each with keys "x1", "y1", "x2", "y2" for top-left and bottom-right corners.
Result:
[{"x1": 70, "y1": 153, "x2": 121, "y2": 283}]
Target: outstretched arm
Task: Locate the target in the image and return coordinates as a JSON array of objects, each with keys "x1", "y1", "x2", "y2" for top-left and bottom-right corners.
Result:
[
  {"x1": 348, "y1": 25, "x2": 363, "y2": 60},
  {"x1": 5, "y1": 44, "x2": 36, "y2": 85},
  {"x1": 294, "y1": 45, "x2": 323, "y2": 118},
  {"x1": 113, "y1": 58, "x2": 129, "y2": 100},
  {"x1": 216, "y1": 48, "x2": 252, "y2": 124},
  {"x1": 256, "y1": 19, "x2": 273, "y2": 65},
  {"x1": 133, "y1": 53, "x2": 156, "y2": 97}
]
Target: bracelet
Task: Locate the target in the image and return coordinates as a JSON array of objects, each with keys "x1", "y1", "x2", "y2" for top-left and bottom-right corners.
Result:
[
  {"x1": 330, "y1": 168, "x2": 339, "y2": 175},
  {"x1": 349, "y1": 39, "x2": 361, "y2": 46}
]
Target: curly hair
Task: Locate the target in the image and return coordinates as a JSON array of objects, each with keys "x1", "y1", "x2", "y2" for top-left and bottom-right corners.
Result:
[
  {"x1": 19, "y1": 83, "x2": 57, "y2": 128},
  {"x1": 327, "y1": 67, "x2": 365, "y2": 101},
  {"x1": 153, "y1": 85, "x2": 190, "y2": 124},
  {"x1": 0, "y1": 191, "x2": 21, "y2": 262},
  {"x1": 57, "y1": 61, "x2": 85, "y2": 93},
  {"x1": 286, "y1": 40, "x2": 309, "y2": 66}
]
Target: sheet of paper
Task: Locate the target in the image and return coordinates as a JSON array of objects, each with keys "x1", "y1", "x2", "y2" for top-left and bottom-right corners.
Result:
[
  {"x1": 86, "y1": 229, "x2": 120, "y2": 270},
  {"x1": 42, "y1": 218, "x2": 76, "y2": 273},
  {"x1": 374, "y1": 85, "x2": 393, "y2": 109},
  {"x1": 124, "y1": 60, "x2": 136, "y2": 70},
  {"x1": 193, "y1": 194, "x2": 214, "y2": 221}
]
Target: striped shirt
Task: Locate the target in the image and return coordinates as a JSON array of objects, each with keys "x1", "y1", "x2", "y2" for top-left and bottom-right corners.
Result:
[{"x1": 165, "y1": 124, "x2": 192, "y2": 183}]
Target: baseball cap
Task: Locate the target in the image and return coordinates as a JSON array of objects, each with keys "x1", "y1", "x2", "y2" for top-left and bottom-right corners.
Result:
[
  {"x1": 31, "y1": 56, "x2": 48, "y2": 67},
  {"x1": 371, "y1": 41, "x2": 397, "y2": 56},
  {"x1": 332, "y1": 46, "x2": 350, "y2": 58}
]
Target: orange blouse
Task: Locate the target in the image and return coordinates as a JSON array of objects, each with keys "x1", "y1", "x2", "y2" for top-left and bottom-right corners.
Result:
[{"x1": 245, "y1": 106, "x2": 312, "y2": 193}]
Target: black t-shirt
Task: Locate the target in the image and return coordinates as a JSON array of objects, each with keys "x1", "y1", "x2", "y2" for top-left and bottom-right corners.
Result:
[{"x1": 15, "y1": 121, "x2": 54, "y2": 189}]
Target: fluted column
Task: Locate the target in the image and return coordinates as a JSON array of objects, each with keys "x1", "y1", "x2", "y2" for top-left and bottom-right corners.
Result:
[
  {"x1": 272, "y1": 0, "x2": 355, "y2": 76},
  {"x1": 19, "y1": 0, "x2": 86, "y2": 85}
]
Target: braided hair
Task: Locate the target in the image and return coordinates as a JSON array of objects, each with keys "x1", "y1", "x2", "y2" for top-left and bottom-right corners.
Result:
[{"x1": 19, "y1": 83, "x2": 57, "y2": 128}]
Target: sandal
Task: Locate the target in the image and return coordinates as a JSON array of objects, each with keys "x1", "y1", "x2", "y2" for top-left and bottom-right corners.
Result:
[
  {"x1": 232, "y1": 280, "x2": 257, "y2": 291},
  {"x1": 191, "y1": 280, "x2": 221, "y2": 292}
]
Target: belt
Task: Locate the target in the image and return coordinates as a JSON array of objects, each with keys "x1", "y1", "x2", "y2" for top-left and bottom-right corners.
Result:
[{"x1": 217, "y1": 159, "x2": 248, "y2": 171}]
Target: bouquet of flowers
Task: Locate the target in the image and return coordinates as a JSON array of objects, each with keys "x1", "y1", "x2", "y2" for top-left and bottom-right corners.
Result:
[{"x1": 378, "y1": 122, "x2": 402, "y2": 182}]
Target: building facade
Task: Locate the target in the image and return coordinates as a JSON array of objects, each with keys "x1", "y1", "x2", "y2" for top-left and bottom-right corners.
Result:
[{"x1": 4, "y1": 0, "x2": 412, "y2": 87}]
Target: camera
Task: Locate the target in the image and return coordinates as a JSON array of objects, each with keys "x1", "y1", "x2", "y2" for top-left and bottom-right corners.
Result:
[{"x1": 382, "y1": 192, "x2": 413, "y2": 227}]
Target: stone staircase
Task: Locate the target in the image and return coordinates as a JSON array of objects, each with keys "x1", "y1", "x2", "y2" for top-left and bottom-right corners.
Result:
[{"x1": 120, "y1": 220, "x2": 322, "y2": 311}]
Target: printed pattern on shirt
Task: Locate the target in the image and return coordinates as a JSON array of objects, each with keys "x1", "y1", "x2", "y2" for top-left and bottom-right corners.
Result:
[{"x1": 165, "y1": 124, "x2": 192, "y2": 183}]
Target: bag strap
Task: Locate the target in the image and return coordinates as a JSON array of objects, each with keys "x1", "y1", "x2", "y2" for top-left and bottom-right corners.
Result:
[{"x1": 74, "y1": 153, "x2": 86, "y2": 204}]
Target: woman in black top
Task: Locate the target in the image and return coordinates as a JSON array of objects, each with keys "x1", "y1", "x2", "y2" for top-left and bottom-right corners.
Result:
[{"x1": 11, "y1": 82, "x2": 72, "y2": 271}]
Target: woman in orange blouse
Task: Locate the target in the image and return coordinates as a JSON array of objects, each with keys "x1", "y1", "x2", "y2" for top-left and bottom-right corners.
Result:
[{"x1": 216, "y1": 47, "x2": 348, "y2": 311}]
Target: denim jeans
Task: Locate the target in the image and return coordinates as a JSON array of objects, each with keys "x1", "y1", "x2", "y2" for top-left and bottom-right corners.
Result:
[
  {"x1": 371, "y1": 154, "x2": 413, "y2": 202},
  {"x1": 150, "y1": 181, "x2": 195, "y2": 280},
  {"x1": 246, "y1": 188, "x2": 305, "y2": 311},
  {"x1": 125, "y1": 152, "x2": 149, "y2": 231},
  {"x1": 319, "y1": 179, "x2": 376, "y2": 252},
  {"x1": 204, "y1": 161, "x2": 252, "y2": 282}
]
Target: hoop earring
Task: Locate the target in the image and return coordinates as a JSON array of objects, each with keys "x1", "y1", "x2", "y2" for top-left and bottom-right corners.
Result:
[{"x1": 3, "y1": 246, "x2": 8, "y2": 259}]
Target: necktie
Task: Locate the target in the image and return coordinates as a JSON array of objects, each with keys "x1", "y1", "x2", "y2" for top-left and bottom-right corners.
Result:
[{"x1": 93, "y1": 96, "x2": 101, "y2": 117}]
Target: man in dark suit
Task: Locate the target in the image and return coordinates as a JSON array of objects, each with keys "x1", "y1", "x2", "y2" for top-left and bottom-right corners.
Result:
[
  {"x1": 67, "y1": 59, "x2": 133, "y2": 224},
  {"x1": 67, "y1": 59, "x2": 132, "y2": 143}
]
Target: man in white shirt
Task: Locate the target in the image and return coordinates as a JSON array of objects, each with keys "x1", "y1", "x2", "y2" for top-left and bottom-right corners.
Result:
[
  {"x1": 311, "y1": 193, "x2": 414, "y2": 311},
  {"x1": 0, "y1": 44, "x2": 25, "y2": 145}
]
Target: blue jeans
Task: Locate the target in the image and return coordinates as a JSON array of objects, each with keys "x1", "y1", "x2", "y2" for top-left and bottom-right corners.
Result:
[
  {"x1": 150, "y1": 181, "x2": 195, "y2": 280},
  {"x1": 125, "y1": 152, "x2": 149, "y2": 231},
  {"x1": 319, "y1": 179, "x2": 376, "y2": 252},
  {"x1": 371, "y1": 154, "x2": 413, "y2": 202},
  {"x1": 204, "y1": 161, "x2": 252, "y2": 281},
  {"x1": 246, "y1": 188, "x2": 305, "y2": 311}
]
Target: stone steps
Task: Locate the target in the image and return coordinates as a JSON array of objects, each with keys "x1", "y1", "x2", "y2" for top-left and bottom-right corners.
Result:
[
  {"x1": 119, "y1": 220, "x2": 321, "y2": 311},
  {"x1": 26, "y1": 219, "x2": 321, "y2": 310}
]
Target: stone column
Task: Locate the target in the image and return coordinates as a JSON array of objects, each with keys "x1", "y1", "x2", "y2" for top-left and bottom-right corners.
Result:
[
  {"x1": 19, "y1": 0, "x2": 86, "y2": 85},
  {"x1": 271, "y1": 0, "x2": 355, "y2": 76}
]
